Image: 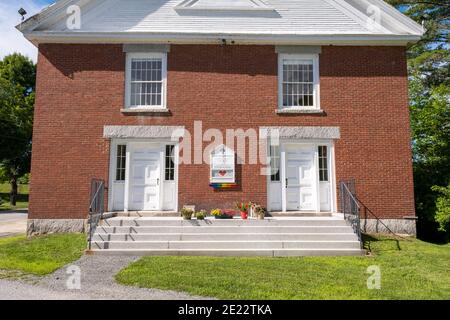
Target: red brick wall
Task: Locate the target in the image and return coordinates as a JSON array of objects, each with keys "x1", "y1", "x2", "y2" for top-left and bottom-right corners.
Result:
[{"x1": 30, "y1": 44, "x2": 415, "y2": 219}]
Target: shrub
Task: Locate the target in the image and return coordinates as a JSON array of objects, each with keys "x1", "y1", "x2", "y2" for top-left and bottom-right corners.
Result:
[
  {"x1": 196, "y1": 210, "x2": 207, "y2": 220},
  {"x1": 432, "y1": 185, "x2": 450, "y2": 232},
  {"x1": 181, "y1": 208, "x2": 194, "y2": 220}
]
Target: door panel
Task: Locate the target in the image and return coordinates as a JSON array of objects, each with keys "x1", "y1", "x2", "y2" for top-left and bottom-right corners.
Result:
[
  {"x1": 320, "y1": 183, "x2": 331, "y2": 211},
  {"x1": 285, "y1": 146, "x2": 317, "y2": 211},
  {"x1": 129, "y1": 147, "x2": 161, "y2": 211},
  {"x1": 286, "y1": 159, "x2": 301, "y2": 210}
]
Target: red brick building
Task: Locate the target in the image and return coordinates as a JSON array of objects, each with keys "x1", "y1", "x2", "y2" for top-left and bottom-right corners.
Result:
[{"x1": 19, "y1": 0, "x2": 423, "y2": 237}]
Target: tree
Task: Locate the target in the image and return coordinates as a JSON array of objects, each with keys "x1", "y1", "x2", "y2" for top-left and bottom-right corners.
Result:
[
  {"x1": 0, "y1": 54, "x2": 35, "y2": 206},
  {"x1": 432, "y1": 185, "x2": 450, "y2": 232},
  {"x1": 387, "y1": 0, "x2": 450, "y2": 241}
]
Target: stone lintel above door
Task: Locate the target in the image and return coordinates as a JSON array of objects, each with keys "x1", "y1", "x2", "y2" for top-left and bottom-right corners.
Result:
[
  {"x1": 103, "y1": 125, "x2": 185, "y2": 139},
  {"x1": 259, "y1": 126, "x2": 340, "y2": 140}
]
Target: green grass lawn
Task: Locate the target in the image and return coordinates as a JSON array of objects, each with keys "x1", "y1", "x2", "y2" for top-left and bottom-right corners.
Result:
[
  {"x1": 116, "y1": 235, "x2": 450, "y2": 300},
  {"x1": 0, "y1": 183, "x2": 29, "y2": 211},
  {"x1": 0, "y1": 234, "x2": 86, "y2": 277}
]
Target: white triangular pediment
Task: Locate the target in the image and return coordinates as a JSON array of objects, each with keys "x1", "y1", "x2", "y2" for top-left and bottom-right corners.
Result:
[
  {"x1": 175, "y1": 0, "x2": 273, "y2": 11},
  {"x1": 18, "y1": 0, "x2": 424, "y2": 42}
]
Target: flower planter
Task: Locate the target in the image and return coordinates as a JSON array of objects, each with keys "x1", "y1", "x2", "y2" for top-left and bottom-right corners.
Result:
[
  {"x1": 214, "y1": 215, "x2": 233, "y2": 219},
  {"x1": 240, "y1": 211, "x2": 248, "y2": 220}
]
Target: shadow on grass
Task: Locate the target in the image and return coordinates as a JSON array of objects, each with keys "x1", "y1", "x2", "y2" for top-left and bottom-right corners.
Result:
[
  {"x1": 362, "y1": 233, "x2": 402, "y2": 253},
  {"x1": 0, "y1": 193, "x2": 29, "y2": 211}
]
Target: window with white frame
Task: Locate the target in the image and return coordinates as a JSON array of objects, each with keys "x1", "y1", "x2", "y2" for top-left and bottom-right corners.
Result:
[
  {"x1": 126, "y1": 52, "x2": 167, "y2": 108},
  {"x1": 116, "y1": 145, "x2": 126, "y2": 181},
  {"x1": 269, "y1": 145, "x2": 280, "y2": 182},
  {"x1": 165, "y1": 145, "x2": 175, "y2": 181},
  {"x1": 279, "y1": 54, "x2": 319, "y2": 109},
  {"x1": 318, "y1": 145, "x2": 329, "y2": 182},
  {"x1": 210, "y1": 145, "x2": 235, "y2": 183}
]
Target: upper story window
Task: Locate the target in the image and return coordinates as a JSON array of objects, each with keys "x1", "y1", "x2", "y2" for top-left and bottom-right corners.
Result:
[
  {"x1": 278, "y1": 54, "x2": 320, "y2": 110},
  {"x1": 125, "y1": 52, "x2": 167, "y2": 109}
]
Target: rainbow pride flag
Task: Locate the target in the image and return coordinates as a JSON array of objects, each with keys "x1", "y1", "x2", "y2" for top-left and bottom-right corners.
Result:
[{"x1": 209, "y1": 183, "x2": 239, "y2": 189}]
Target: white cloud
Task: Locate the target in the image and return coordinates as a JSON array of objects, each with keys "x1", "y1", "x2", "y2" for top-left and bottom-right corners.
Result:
[{"x1": 0, "y1": 0, "x2": 52, "y2": 62}]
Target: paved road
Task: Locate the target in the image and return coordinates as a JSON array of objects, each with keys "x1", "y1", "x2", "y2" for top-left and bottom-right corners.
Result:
[
  {"x1": 0, "y1": 210, "x2": 28, "y2": 237},
  {"x1": 0, "y1": 255, "x2": 209, "y2": 300}
]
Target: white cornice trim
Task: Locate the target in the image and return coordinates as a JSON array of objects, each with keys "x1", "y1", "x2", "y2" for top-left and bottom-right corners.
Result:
[{"x1": 25, "y1": 31, "x2": 421, "y2": 46}]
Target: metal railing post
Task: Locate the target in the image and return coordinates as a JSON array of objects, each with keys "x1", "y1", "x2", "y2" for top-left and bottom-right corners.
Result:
[{"x1": 88, "y1": 178, "x2": 105, "y2": 251}]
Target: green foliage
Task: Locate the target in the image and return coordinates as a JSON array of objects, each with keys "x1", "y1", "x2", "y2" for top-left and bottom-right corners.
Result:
[
  {"x1": 181, "y1": 208, "x2": 194, "y2": 220},
  {"x1": 0, "y1": 53, "x2": 35, "y2": 204},
  {"x1": 195, "y1": 210, "x2": 207, "y2": 220},
  {"x1": 116, "y1": 235, "x2": 450, "y2": 300},
  {"x1": 432, "y1": 185, "x2": 450, "y2": 232},
  {"x1": 387, "y1": 1, "x2": 450, "y2": 241},
  {"x1": 17, "y1": 173, "x2": 30, "y2": 185},
  {"x1": 0, "y1": 234, "x2": 86, "y2": 276},
  {"x1": 0, "y1": 183, "x2": 29, "y2": 211}
]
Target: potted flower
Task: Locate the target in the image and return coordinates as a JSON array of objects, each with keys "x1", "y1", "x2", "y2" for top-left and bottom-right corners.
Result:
[
  {"x1": 236, "y1": 202, "x2": 249, "y2": 220},
  {"x1": 211, "y1": 209, "x2": 234, "y2": 219},
  {"x1": 195, "y1": 210, "x2": 206, "y2": 220},
  {"x1": 223, "y1": 209, "x2": 237, "y2": 219},
  {"x1": 253, "y1": 205, "x2": 266, "y2": 220},
  {"x1": 210, "y1": 208, "x2": 223, "y2": 219},
  {"x1": 181, "y1": 208, "x2": 194, "y2": 220}
]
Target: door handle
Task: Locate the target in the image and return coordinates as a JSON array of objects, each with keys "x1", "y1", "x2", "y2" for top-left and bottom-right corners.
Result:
[
  {"x1": 157, "y1": 178, "x2": 160, "y2": 186},
  {"x1": 286, "y1": 179, "x2": 288, "y2": 187}
]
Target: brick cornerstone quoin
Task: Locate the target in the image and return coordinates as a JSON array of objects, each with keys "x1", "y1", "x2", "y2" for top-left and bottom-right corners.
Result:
[{"x1": 18, "y1": 0, "x2": 423, "y2": 237}]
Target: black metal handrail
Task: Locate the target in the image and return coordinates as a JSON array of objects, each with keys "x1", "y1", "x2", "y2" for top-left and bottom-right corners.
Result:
[
  {"x1": 340, "y1": 179, "x2": 410, "y2": 242},
  {"x1": 340, "y1": 180, "x2": 362, "y2": 242},
  {"x1": 357, "y1": 196, "x2": 410, "y2": 241},
  {"x1": 88, "y1": 178, "x2": 105, "y2": 250}
]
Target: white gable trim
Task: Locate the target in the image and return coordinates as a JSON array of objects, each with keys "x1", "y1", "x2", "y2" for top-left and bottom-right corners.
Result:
[
  {"x1": 324, "y1": 0, "x2": 391, "y2": 34},
  {"x1": 348, "y1": 0, "x2": 424, "y2": 35}
]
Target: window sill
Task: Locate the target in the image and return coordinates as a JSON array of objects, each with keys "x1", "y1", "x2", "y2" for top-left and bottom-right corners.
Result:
[
  {"x1": 276, "y1": 109, "x2": 325, "y2": 115},
  {"x1": 121, "y1": 108, "x2": 171, "y2": 115}
]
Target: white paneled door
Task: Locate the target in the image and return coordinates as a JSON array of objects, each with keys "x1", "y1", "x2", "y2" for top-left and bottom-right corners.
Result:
[
  {"x1": 285, "y1": 146, "x2": 318, "y2": 211},
  {"x1": 129, "y1": 146, "x2": 161, "y2": 211}
]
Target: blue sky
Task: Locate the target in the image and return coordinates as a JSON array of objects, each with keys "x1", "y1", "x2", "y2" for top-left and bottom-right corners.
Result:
[{"x1": 0, "y1": 0, "x2": 53, "y2": 62}]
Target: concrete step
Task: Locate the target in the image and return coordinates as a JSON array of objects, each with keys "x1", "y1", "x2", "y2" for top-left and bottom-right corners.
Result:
[
  {"x1": 92, "y1": 240, "x2": 362, "y2": 250},
  {"x1": 92, "y1": 232, "x2": 359, "y2": 242},
  {"x1": 101, "y1": 218, "x2": 348, "y2": 227},
  {"x1": 89, "y1": 248, "x2": 365, "y2": 257},
  {"x1": 95, "y1": 225, "x2": 354, "y2": 234}
]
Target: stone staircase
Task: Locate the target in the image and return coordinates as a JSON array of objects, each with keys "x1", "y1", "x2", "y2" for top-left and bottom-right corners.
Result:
[{"x1": 89, "y1": 216, "x2": 364, "y2": 256}]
